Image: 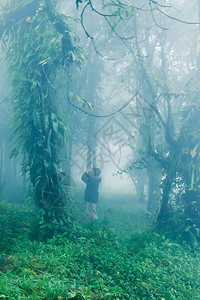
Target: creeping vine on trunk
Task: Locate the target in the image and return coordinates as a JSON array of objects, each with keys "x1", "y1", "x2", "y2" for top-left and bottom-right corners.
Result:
[{"x1": 0, "y1": 0, "x2": 76, "y2": 224}]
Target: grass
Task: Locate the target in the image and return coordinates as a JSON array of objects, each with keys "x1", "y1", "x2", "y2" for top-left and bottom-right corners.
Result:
[
  {"x1": 75, "y1": 188, "x2": 148, "y2": 233},
  {"x1": 0, "y1": 196, "x2": 200, "y2": 299}
]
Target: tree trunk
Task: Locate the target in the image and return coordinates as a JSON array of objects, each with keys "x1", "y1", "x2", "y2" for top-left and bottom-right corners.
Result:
[
  {"x1": 157, "y1": 167, "x2": 175, "y2": 222},
  {"x1": 147, "y1": 165, "x2": 160, "y2": 213}
]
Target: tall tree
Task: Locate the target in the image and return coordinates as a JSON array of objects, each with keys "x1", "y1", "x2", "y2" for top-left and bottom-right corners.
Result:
[{"x1": 0, "y1": 0, "x2": 80, "y2": 223}]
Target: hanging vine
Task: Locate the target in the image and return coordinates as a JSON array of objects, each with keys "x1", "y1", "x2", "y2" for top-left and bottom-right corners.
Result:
[{"x1": 0, "y1": 0, "x2": 81, "y2": 223}]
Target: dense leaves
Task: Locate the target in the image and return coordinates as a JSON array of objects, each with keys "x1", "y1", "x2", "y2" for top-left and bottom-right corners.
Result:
[
  {"x1": 0, "y1": 202, "x2": 200, "y2": 299},
  {"x1": 0, "y1": 0, "x2": 82, "y2": 223}
]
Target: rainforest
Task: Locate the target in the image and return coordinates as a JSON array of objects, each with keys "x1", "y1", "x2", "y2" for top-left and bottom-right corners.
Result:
[{"x1": 0, "y1": 0, "x2": 200, "y2": 299}]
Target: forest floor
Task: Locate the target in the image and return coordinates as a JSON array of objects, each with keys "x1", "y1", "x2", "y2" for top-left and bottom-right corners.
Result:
[{"x1": 0, "y1": 193, "x2": 200, "y2": 299}]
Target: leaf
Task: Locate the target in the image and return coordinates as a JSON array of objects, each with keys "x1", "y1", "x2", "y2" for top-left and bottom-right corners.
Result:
[
  {"x1": 190, "y1": 144, "x2": 199, "y2": 158},
  {"x1": 111, "y1": 11, "x2": 119, "y2": 16},
  {"x1": 111, "y1": 24, "x2": 117, "y2": 32},
  {"x1": 125, "y1": 7, "x2": 135, "y2": 19},
  {"x1": 10, "y1": 147, "x2": 20, "y2": 159},
  {"x1": 51, "y1": 112, "x2": 57, "y2": 121},
  {"x1": 39, "y1": 57, "x2": 51, "y2": 65},
  {"x1": 165, "y1": 242, "x2": 179, "y2": 247},
  {"x1": 71, "y1": 52, "x2": 77, "y2": 61},
  {"x1": 185, "y1": 226, "x2": 191, "y2": 232},
  {"x1": 125, "y1": 11, "x2": 129, "y2": 18},
  {"x1": 47, "y1": 129, "x2": 52, "y2": 157},
  {"x1": 102, "y1": 2, "x2": 119, "y2": 9},
  {"x1": 129, "y1": 7, "x2": 134, "y2": 18},
  {"x1": 73, "y1": 93, "x2": 82, "y2": 103},
  {"x1": 87, "y1": 102, "x2": 93, "y2": 110},
  {"x1": 53, "y1": 121, "x2": 58, "y2": 133}
]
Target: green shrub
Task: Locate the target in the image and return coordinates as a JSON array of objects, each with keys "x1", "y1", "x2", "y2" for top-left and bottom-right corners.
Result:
[{"x1": 0, "y1": 202, "x2": 200, "y2": 299}]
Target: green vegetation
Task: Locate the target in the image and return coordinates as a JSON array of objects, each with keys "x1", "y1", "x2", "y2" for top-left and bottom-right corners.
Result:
[
  {"x1": 0, "y1": 0, "x2": 83, "y2": 223},
  {"x1": 0, "y1": 200, "x2": 200, "y2": 300},
  {"x1": 0, "y1": 1, "x2": 200, "y2": 299}
]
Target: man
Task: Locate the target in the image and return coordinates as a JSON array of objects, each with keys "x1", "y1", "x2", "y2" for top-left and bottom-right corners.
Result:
[{"x1": 81, "y1": 167, "x2": 101, "y2": 223}]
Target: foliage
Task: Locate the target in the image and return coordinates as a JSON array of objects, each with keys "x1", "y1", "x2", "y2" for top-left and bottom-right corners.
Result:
[
  {"x1": 0, "y1": 202, "x2": 40, "y2": 252},
  {"x1": 0, "y1": 202, "x2": 200, "y2": 299},
  {"x1": 0, "y1": 0, "x2": 83, "y2": 223},
  {"x1": 177, "y1": 85, "x2": 200, "y2": 240},
  {"x1": 107, "y1": 0, "x2": 200, "y2": 236}
]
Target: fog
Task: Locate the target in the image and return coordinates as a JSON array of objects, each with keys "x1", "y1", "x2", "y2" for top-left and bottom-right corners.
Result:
[
  {"x1": 1, "y1": 1, "x2": 200, "y2": 298},
  {"x1": 0, "y1": 0, "x2": 200, "y2": 231}
]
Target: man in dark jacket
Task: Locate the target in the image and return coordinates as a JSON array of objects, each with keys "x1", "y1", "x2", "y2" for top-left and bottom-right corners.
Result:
[{"x1": 81, "y1": 168, "x2": 101, "y2": 222}]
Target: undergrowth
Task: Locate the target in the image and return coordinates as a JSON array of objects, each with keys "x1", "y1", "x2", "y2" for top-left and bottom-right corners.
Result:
[{"x1": 0, "y1": 201, "x2": 200, "y2": 299}]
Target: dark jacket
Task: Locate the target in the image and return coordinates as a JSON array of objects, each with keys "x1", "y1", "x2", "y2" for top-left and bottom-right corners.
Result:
[{"x1": 81, "y1": 172, "x2": 101, "y2": 203}]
